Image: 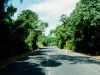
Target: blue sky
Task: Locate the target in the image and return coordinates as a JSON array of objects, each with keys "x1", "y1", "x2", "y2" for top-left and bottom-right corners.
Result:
[{"x1": 11, "y1": 0, "x2": 80, "y2": 36}]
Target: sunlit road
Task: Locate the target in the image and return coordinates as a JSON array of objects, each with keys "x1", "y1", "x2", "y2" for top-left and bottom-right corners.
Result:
[{"x1": 0, "y1": 47, "x2": 100, "y2": 75}]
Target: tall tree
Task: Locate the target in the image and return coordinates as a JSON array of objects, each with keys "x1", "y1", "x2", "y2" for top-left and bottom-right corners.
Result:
[
  {"x1": 52, "y1": 0, "x2": 100, "y2": 55},
  {"x1": 0, "y1": 0, "x2": 22, "y2": 21},
  {"x1": 0, "y1": 5, "x2": 17, "y2": 59}
]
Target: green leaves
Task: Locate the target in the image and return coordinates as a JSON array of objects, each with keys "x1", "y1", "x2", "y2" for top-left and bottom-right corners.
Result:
[
  {"x1": 0, "y1": 0, "x2": 48, "y2": 59},
  {"x1": 15, "y1": 10, "x2": 40, "y2": 50},
  {"x1": 7, "y1": 5, "x2": 17, "y2": 17},
  {"x1": 71, "y1": 0, "x2": 100, "y2": 55},
  {"x1": 51, "y1": 0, "x2": 100, "y2": 55}
]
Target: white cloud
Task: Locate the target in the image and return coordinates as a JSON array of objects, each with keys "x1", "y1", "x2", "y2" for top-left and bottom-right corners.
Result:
[
  {"x1": 14, "y1": 12, "x2": 18, "y2": 17},
  {"x1": 12, "y1": 12, "x2": 19, "y2": 19},
  {"x1": 28, "y1": 0, "x2": 79, "y2": 16},
  {"x1": 27, "y1": 0, "x2": 80, "y2": 35},
  {"x1": 44, "y1": 25, "x2": 56, "y2": 36}
]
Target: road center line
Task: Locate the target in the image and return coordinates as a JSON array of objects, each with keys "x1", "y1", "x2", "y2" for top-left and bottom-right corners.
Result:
[
  {"x1": 83, "y1": 64, "x2": 100, "y2": 75},
  {"x1": 46, "y1": 51, "x2": 50, "y2": 75}
]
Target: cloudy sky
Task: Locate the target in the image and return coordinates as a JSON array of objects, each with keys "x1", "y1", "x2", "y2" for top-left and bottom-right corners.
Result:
[{"x1": 11, "y1": 0, "x2": 80, "y2": 36}]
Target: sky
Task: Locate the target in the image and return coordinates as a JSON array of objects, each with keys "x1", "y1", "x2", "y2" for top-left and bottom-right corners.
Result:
[{"x1": 11, "y1": 0, "x2": 80, "y2": 36}]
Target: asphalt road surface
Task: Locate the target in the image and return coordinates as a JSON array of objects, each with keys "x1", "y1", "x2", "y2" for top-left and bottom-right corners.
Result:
[{"x1": 0, "y1": 47, "x2": 100, "y2": 75}]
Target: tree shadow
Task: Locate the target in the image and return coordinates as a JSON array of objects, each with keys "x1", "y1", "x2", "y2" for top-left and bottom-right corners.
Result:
[
  {"x1": 49, "y1": 55, "x2": 100, "y2": 65},
  {"x1": 39, "y1": 47, "x2": 56, "y2": 50},
  {"x1": 39, "y1": 47, "x2": 49, "y2": 49},
  {"x1": 20, "y1": 49, "x2": 54, "y2": 61},
  {"x1": 41, "y1": 59, "x2": 62, "y2": 67},
  {"x1": 0, "y1": 62, "x2": 45, "y2": 75},
  {"x1": 29, "y1": 49, "x2": 54, "y2": 56},
  {"x1": 0, "y1": 48, "x2": 62, "y2": 75}
]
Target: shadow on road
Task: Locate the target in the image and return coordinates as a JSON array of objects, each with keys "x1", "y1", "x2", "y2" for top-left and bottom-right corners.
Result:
[
  {"x1": 0, "y1": 62, "x2": 45, "y2": 75},
  {"x1": 2, "y1": 48, "x2": 99, "y2": 75},
  {"x1": 41, "y1": 59, "x2": 61, "y2": 67},
  {"x1": 0, "y1": 48, "x2": 62, "y2": 75},
  {"x1": 49, "y1": 55, "x2": 100, "y2": 65}
]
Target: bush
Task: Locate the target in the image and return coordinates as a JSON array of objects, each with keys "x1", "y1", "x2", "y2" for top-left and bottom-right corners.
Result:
[{"x1": 65, "y1": 39, "x2": 74, "y2": 50}]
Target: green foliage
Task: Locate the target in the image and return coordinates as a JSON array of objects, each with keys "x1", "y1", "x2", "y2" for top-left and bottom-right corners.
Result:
[
  {"x1": 73, "y1": 0, "x2": 100, "y2": 55},
  {"x1": 37, "y1": 42, "x2": 44, "y2": 48},
  {"x1": 37, "y1": 34, "x2": 48, "y2": 46},
  {"x1": 0, "y1": 0, "x2": 22, "y2": 21},
  {"x1": 0, "y1": 1, "x2": 49, "y2": 59},
  {"x1": 51, "y1": 25, "x2": 67, "y2": 48},
  {"x1": 47, "y1": 36, "x2": 57, "y2": 46},
  {"x1": 65, "y1": 39, "x2": 74, "y2": 50},
  {"x1": 39, "y1": 22, "x2": 48, "y2": 30},
  {"x1": 51, "y1": 0, "x2": 100, "y2": 55},
  {"x1": 0, "y1": 5, "x2": 18, "y2": 58},
  {"x1": 64, "y1": 0, "x2": 100, "y2": 55},
  {"x1": 13, "y1": 10, "x2": 39, "y2": 51}
]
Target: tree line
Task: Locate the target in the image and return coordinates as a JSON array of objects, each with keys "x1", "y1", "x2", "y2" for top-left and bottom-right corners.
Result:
[
  {"x1": 49, "y1": 0, "x2": 100, "y2": 55},
  {"x1": 0, "y1": 0, "x2": 100, "y2": 60},
  {"x1": 0, "y1": 0, "x2": 48, "y2": 60}
]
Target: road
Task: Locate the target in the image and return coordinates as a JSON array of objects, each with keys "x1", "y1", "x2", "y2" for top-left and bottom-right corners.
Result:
[{"x1": 0, "y1": 47, "x2": 100, "y2": 75}]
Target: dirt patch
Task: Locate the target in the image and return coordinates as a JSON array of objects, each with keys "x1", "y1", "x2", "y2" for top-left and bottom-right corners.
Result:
[{"x1": 88, "y1": 56, "x2": 100, "y2": 60}]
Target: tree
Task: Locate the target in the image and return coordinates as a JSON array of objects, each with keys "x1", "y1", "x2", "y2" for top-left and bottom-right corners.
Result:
[
  {"x1": 73, "y1": 0, "x2": 100, "y2": 55},
  {"x1": 60, "y1": 0, "x2": 100, "y2": 55},
  {"x1": 50, "y1": 29, "x2": 55, "y2": 37},
  {"x1": 52, "y1": 25, "x2": 67, "y2": 48},
  {"x1": 13, "y1": 10, "x2": 39, "y2": 51},
  {"x1": 60, "y1": 14, "x2": 68, "y2": 26},
  {"x1": 37, "y1": 34, "x2": 48, "y2": 47},
  {"x1": 51, "y1": 0, "x2": 100, "y2": 55},
  {"x1": 0, "y1": 5, "x2": 18, "y2": 59},
  {"x1": 36, "y1": 21, "x2": 49, "y2": 47},
  {"x1": 0, "y1": 0, "x2": 22, "y2": 21},
  {"x1": 0, "y1": 0, "x2": 24, "y2": 59},
  {"x1": 39, "y1": 21, "x2": 48, "y2": 31}
]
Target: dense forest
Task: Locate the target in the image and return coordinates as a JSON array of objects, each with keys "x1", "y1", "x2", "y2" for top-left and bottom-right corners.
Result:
[
  {"x1": 0, "y1": 0, "x2": 49, "y2": 60},
  {"x1": 0, "y1": 0, "x2": 100, "y2": 61},
  {"x1": 50, "y1": 0, "x2": 100, "y2": 55}
]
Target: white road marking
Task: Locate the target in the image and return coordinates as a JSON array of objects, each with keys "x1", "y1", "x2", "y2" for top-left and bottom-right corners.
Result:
[
  {"x1": 66, "y1": 49, "x2": 67, "y2": 54},
  {"x1": 83, "y1": 64, "x2": 100, "y2": 75},
  {"x1": 46, "y1": 51, "x2": 50, "y2": 75}
]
